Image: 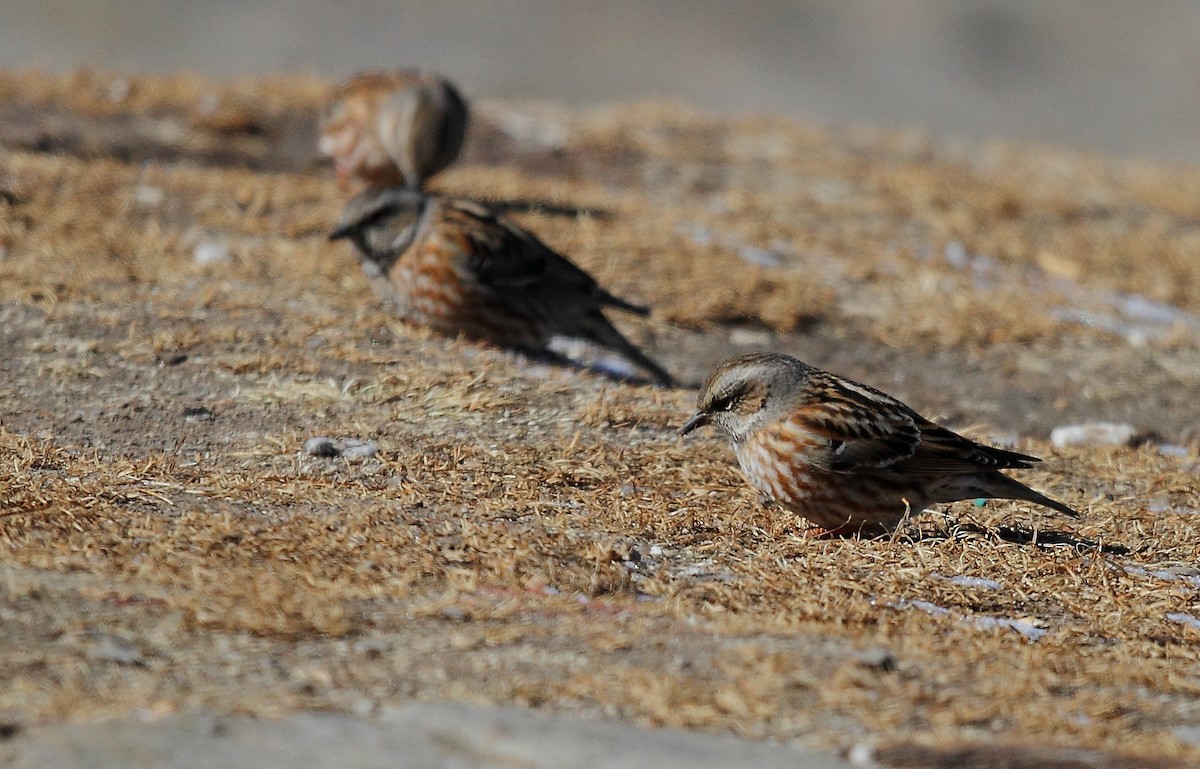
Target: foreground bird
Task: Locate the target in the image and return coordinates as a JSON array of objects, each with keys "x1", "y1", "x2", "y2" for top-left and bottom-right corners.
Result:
[
  {"x1": 681, "y1": 352, "x2": 1077, "y2": 536},
  {"x1": 319, "y1": 69, "x2": 469, "y2": 190},
  {"x1": 329, "y1": 187, "x2": 674, "y2": 386}
]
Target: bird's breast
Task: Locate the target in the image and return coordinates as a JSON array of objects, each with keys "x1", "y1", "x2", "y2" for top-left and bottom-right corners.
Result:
[{"x1": 736, "y1": 422, "x2": 823, "y2": 506}]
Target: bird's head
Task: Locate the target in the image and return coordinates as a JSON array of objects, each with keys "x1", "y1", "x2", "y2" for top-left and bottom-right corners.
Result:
[
  {"x1": 328, "y1": 186, "x2": 427, "y2": 263},
  {"x1": 681, "y1": 352, "x2": 811, "y2": 445}
]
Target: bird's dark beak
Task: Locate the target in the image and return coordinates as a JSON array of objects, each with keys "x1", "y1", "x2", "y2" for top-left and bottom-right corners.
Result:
[
  {"x1": 328, "y1": 223, "x2": 353, "y2": 242},
  {"x1": 679, "y1": 411, "x2": 710, "y2": 436}
]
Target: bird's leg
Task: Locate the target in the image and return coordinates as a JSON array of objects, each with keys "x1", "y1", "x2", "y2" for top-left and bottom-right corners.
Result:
[{"x1": 804, "y1": 521, "x2": 868, "y2": 538}]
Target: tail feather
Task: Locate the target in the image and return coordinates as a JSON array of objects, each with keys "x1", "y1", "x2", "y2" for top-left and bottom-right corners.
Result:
[
  {"x1": 584, "y1": 312, "x2": 674, "y2": 387},
  {"x1": 595, "y1": 287, "x2": 650, "y2": 317},
  {"x1": 933, "y1": 471, "x2": 1079, "y2": 518},
  {"x1": 982, "y1": 472, "x2": 1079, "y2": 518}
]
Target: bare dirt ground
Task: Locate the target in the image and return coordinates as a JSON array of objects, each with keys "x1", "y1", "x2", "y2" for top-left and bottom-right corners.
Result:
[{"x1": 2, "y1": 71, "x2": 1200, "y2": 766}]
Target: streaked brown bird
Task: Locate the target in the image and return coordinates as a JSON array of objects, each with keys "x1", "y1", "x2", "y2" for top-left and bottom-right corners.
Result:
[
  {"x1": 681, "y1": 352, "x2": 1077, "y2": 536},
  {"x1": 329, "y1": 187, "x2": 674, "y2": 386},
  {"x1": 319, "y1": 69, "x2": 468, "y2": 190}
]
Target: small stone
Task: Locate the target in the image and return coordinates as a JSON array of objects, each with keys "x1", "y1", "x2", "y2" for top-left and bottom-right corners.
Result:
[
  {"x1": 133, "y1": 185, "x2": 164, "y2": 206},
  {"x1": 85, "y1": 633, "x2": 145, "y2": 667},
  {"x1": 1050, "y1": 422, "x2": 1138, "y2": 448},
  {"x1": 289, "y1": 665, "x2": 332, "y2": 693},
  {"x1": 853, "y1": 646, "x2": 897, "y2": 672},
  {"x1": 946, "y1": 574, "x2": 1003, "y2": 591},
  {"x1": 183, "y1": 406, "x2": 216, "y2": 423},
  {"x1": 354, "y1": 638, "x2": 390, "y2": 658},
  {"x1": 1147, "y1": 495, "x2": 1173, "y2": 514},
  {"x1": 847, "y1": 743, "x2": 874, "y2": 766},
  {"x1": 193, "y1": 240, "x2": 231, "y2": 266},
  {"x1": 590, "y1": 356, "x2": 639, "y2": 382},
  {"x1": 988, "y1": 433, "x2": 1019, "y2": 448},
  {"x1": 1174, "y1": 725, "x2": 1200, "y2": 747},
  {"x1": 1167, "y1": 612, "x2": 1200, "y2": 631},
  {"x1": 686, "y1": 224, "x2": 714, "y2": 246},
  {"x1": 729, "y1": 327, "x2": 773, "y2": 347},
  {"x1": 105, "y1": 78, "x2": 131, "y2": 103},
  {"x1": 944, "y1": 240, "x2": 968, "y2": 268},
  {"x1": 440, "y1": 606, "x2": 470, "y2": 622},
  {"x1": 304, "y1": 437, "x2": 340, "y2": 457},
  {"x1": 340, "y1": 439, "x2": 379, "y2": 459},
  {"x1": 738, "y1": 245, "x2": 783, "y2": 267}
]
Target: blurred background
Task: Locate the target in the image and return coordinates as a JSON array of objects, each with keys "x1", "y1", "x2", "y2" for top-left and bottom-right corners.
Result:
[{"x1": 4, "y1": 0, "x2": 1200, "y2": 165}]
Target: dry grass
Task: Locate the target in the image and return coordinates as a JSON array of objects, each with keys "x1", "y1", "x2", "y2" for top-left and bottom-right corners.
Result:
[{"x1": 2, "y1": 72, "x2": 1200, "y2": 764}]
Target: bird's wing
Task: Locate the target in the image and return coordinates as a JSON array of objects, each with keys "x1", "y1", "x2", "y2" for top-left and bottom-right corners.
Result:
[
  {"x1": 445, "y1": 200, "x2": 599, "y2": 298},
  {"x1": 793, "y1": 373, "x2": 922, "y2": 471},
  {"x1": 903, "y1": 420, "x2": 1041, "y2": 472},
  {"x1": 794, "y1": 372, "x2": 1039, "y2": 474}
]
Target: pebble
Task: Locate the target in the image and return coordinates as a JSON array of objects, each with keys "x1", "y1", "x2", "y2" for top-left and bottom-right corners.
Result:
[
  {"x1": 729, "y1": 328, "x2": 773, "y2": 347},
  {"x1": 0, "y1": 703, "x2": 857, "y2": 768},
  {"x1": 852, "y1": 646, "x2": 897, "y2": 672},
  {"x1": 968, "y1": 615, "x2": 1048, "y2": 641},
  {"x1": 105, "y1": 78, "x2": 131, "y2": 103},
  {"x1": 1050, "y1": 421, "x2": 1137, "y2": 448},
  {"x1": 303, "y1": 437, "x2": 341, "y2": 458},
  {"x1": 133, "y1": 185, "x2": 165, "y2": 206},
  {"x1": 304, "y1": 437, "x2": 380, "y2": 459},
  {"x1": 1166, "y1": 612, "x2": 1200, "y2": 631},
  {"x1": 353, "y1": 638, "x2": 390, "y2": 658},
  {"x1": 183, "y1": 406, "x2": 216, "y2": 423},
  {"x1": 84, "y1": 633, "x2": 145, "y2": 667},
  {"x1": 946, "y1": 574, "x2": 1003, "y2": 591},
  {"x1": 340, "y1": 439, "x2": 379, "y2": 458},
  {"x1": 905, "y1": 599, "x2": 952, "y2": 617},
  {"x1": 193, "y1": 240, "x2": 232, "y2": 266},
  {"x1": 738, "y1": 245, "x2": 783, "y2": 267},
  {"x1": 1174, "y1": 725, "x2": 1200, "y2": 748},
  {"x1": 591, "y1": 356, "x2": 640, "y2": 382}
]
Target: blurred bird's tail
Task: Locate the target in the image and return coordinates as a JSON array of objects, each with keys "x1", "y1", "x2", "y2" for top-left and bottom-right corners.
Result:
[
  {"x1": 596, "y1": 288, "x2": 650, "y2": 317},
  {"x1": 585, "y1": 312, "x2": 674, "y2": 387}
]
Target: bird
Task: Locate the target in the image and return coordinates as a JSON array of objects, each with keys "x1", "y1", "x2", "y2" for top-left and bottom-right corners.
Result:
[
  {"x1": 680, "y1": 352, "x2": 1078, "y2": 536},
  {"x1": 319, "y1": 69, "x2": 469, "y2": 191},
  {"x1": 329, "y1": 187, "x2": 674, "y2": 386}
]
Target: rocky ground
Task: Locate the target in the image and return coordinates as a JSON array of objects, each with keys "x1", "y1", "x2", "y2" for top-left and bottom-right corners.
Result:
[{"x1": 1, "y1": 71, "x2": 1199, "y2": 767}]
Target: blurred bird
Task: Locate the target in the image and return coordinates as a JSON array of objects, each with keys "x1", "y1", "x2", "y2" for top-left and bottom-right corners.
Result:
[
  {"x1": 681, "y1": 352, "x2": 1077, "y2": 536},
  {"x1": 329, "y1": 187, "x2": 674, "y2": 386},
  {"x1": 319, "y1": 69, "x2": 468, "y2": 190}
]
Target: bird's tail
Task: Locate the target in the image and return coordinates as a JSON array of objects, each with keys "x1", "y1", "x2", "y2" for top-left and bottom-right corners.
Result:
[
  {"x1": 984, "y1": 472, "x2": 1080, "y2": 518},
  {"x1": 595, "y1": 288, "x2": 650, "y2": 317},
  {"x1": 584, "y1": 312, "x2": 674, "y2": 387}
]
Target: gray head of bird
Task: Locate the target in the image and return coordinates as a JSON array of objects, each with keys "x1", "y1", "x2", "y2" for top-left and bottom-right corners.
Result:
[
  {"x1": 680, "y1": 352, "x2": 811, "y2": 445},
  {"x1": 328, "y1": 186, "x2": 427, "y2": 258}
]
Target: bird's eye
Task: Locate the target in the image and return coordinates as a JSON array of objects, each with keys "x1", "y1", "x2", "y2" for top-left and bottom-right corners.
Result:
[{"x1": 711, "y1": 395, "x2": 736, "y2": 412}]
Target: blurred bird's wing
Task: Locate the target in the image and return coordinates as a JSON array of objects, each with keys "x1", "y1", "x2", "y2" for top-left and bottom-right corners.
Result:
[
  {"x1": 402, "y1": 75, "x2": 468, "y2": 180},
  {"x1": 445, "y1": 201, "x2": 605, "y2": 298},
  {"x1": 435, "y1": 198, "x2": 672, "y2": 385}
]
